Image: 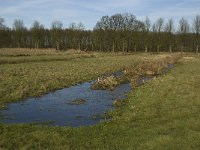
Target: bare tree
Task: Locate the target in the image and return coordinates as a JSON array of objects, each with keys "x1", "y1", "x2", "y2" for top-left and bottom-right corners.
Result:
[
  {"x1": 0, "y1": 18, "x2": 10, "y2": 48},
  {"x1": 97, "y1": 16, "x2": 111, "y2": 30},
  {"x1": 155, "y1": 18, "x2": 164, "y2": 52},
  {"x1": 77, "y1": 22, "x2": 85, "y2": 30},
  {"x1": 1, "y1": 14, "x2": 199, "y2": 52},
  {"x1": 31, "y1": 20, "x2": 44, "y2": 49},
  {"x1": 51, "y1": 20, "x2": 63, "y2": 30},
  {"x1": 144, "y1": 17, "x2": 151, "y2": 52},
  {"x1": 94, "y1": 13, "x2": 142, "y2": 31},
  {"x1": 156, "y1": 18, "x2": 164, "y2": 33},
  {"x1": 51, "y1": 20, "x2": 63, "y2": 50},
  {"x1": 0, "y1": 18, "x2": 6, "y2": 29},
  {"x1": 165, "y1": 18, "x2": 174, "y2": 53},
  {"x1": 13, "y1": 19, "x2": 25, "y2": 30},
  {"x1": 69, "y1": 22, "x2": 85, "y2": 30},
  {"x1": 69, "y1": 22, "x2": 77, "y2": 30},
  {"x1": 193, "y1": 15, "x2": 200, "y2": 54},
  {"x1": 13, "y1": 19, "x2": 26, "y2": 48},
  {"x1": 179, "y1": 17, "x2": 190, "y2": 53}
]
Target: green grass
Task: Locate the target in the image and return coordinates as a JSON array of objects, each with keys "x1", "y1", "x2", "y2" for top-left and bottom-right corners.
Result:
[
  {"x1": 0, "y1": 53, "x2": 200, "y2": 149},
  {"x1": 0, "y1": 54, "x2": 94, "y2": 64}
]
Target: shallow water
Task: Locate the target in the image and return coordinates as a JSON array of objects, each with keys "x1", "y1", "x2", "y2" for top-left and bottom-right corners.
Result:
[
  {"x1": 0, "y1": 64, "x2": 174, "y2": 127},
  {"x1": 0, "y1": 77, "x2": 131, "y2": 127}
]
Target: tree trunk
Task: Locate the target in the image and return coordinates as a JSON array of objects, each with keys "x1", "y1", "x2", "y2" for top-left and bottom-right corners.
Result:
[
  {"x1": 79, "y1": 42, "x2": 81, "y2": 50},
  {"x1": 35, "y1": 41, "x2": 39, "y2": 49},
  {"x1": 99, "y1": 40, "x2": 102, "y2": 52},
  {"x1": 112, "y1": 41, "x2": 115, "y2": 52},
  {"x1": 196, "y1": 44, "x2": 199, "y2": 54},
  {"x1": 134, "y1": 44, "x2": 137, "y2": 53},
  {"x1": 145, "y1": 45, "x2": 148, "y2": 53},
  {"x1": 169, "y1": 39, "x2": 172, "y2": 53},
  {"x1": 157, "y1": 44, "x2": 160, "y2": 53},
  {"x1": 181, "y1": 45, "x2": 183, "y2": 54},
  {"x1": 127, "y1": 40, "x2": 129, "y2": 53},
  {"x1": 169, "y1": 44, "x2": 172, "y2": 53},
  {"x1": 122, "y1": 39, "x2": 125, "y2": 53},
  {"x1": 92, "y1": 43, "x2": 94, "y2": 51},
  {"x1": 56, "y1": 41, "x2": 60, "y2": 50},
  {"x1": 37, "y1": 41, "x2": 39, "y2": 49}
]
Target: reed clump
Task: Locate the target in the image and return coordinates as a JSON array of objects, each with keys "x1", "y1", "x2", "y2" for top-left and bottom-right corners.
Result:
[
  {"x1": 125, "y1": 54, "x2": 182, "y2": 87},
  {"x1": 91, "y1": 54, "x2": 182, "y2": 90},
  {"x1": 91, "y1": 76, "x2": 119, "y2": 90}
]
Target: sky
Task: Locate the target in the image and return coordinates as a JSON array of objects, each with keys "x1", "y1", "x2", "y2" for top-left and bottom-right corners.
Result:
[{"x1": 0, "y1": 0, "x2": 200, "y2": 30}]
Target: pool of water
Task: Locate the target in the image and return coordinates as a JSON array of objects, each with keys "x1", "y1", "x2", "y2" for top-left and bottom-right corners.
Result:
[
  {"x1": 0, "y1": 64, "x2": 174, "y2": 127},
  {"x1": 0, "y1": 75, "x2": 131, "y2": 127}
]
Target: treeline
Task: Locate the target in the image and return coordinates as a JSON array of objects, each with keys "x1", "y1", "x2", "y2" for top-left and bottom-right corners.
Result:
[{"x1": 0, "y1": 13, "x2": 200, "y2": 53}]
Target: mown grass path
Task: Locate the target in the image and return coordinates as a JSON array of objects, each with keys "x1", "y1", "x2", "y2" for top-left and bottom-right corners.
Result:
[{"x1": 0, "y1": 55, "x2": 200, "y2": 149}]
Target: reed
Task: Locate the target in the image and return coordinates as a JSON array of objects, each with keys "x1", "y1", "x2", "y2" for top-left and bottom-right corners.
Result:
[{"x1": 91, "y1": 54, "x2": 182, "y2": 90}]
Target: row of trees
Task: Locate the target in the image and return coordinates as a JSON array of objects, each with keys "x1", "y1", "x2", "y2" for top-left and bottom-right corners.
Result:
[{"x1": 0, "y1": 13, "x2": 200, "y2": 53}]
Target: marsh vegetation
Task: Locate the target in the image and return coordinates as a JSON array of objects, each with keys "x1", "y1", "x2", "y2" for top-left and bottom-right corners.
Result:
[{"x1": 0, "y1": 48, "x2": 199, "y2": 149}]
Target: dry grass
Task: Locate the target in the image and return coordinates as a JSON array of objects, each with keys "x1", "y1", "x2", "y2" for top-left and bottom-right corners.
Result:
[
  {"x1": 91, "y1": 54, "x2": 182, "y2": 90},
  {"x1": 0, "y1": 49, "x2": 96, "y2": 64},
  {"x1": 125, "y1": 54, "x2": 182, "y2": 86},
  {"x1": 0, "y1": 48, "x2": 58, "y2": 56},
  {"x1": 91, "y1": 76, "x2": 119, "y2": 90},
  {"x1": 0, "y1": 48, "x2": 96, "y2": 57}
]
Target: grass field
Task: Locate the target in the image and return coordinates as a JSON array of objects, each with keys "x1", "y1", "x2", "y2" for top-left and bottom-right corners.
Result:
[
  {"x1": 0, "y1": 49, "x2": 164, "y2": 107},
  {"x1": 0, "y1": 49, "x2": 200, "y2": 149}
]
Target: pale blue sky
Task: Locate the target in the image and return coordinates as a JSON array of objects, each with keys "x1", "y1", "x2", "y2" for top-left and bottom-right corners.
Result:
[{"x1": 0, "y1": 0, "x2": 199, "y2": 29}]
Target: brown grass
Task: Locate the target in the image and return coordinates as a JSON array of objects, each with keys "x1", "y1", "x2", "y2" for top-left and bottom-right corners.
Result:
[
  {"x1": 0, "y1": 48, "x2": 94, "y2": 57},
  {"x1": 127, "y1": 54, "x2": 182, "y2": 86},
  {"x1": 91, "y1": 54, "x2": 182, "y2": 90}
]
